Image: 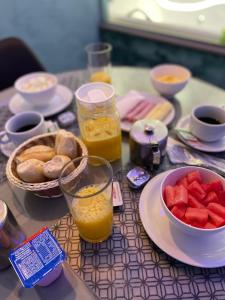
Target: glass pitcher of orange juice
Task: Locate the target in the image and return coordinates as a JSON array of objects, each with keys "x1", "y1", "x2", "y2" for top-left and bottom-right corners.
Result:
[{"x1": 75, "y1": 82, "x2": 121, "y2": 162}]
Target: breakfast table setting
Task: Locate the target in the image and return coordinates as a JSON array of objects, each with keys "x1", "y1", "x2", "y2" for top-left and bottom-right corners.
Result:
[{"x1": 0, "y1": 61, "x2": 225, "y2": 300}]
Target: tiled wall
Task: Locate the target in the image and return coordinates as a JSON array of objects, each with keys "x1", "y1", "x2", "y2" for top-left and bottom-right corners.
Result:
[
  {"x1": 101, "y1": 28, "x2": 225, "y2": 90},
  {"x1": 0, "y1": 0, "x2": 100, "y2": 72}
]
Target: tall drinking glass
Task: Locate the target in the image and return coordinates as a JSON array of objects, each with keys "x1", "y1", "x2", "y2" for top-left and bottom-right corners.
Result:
[
  {"x1": 85, "y1": 42, "x2": 112, "y2": 83},
  {"x1": 59, "y1": 155, "x2": 113, "y2": 243}
]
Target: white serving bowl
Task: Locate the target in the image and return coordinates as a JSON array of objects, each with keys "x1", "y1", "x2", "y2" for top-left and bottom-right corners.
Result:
[
  {"x1": 15, "y1": 72, "x2": 58, "y2": 108},
  {"x1": 150, "y1": 64, "x2": 191, "y2": 97},
  {"x1": 160, "y1": 166, "x2": 225, "y2": 237}
]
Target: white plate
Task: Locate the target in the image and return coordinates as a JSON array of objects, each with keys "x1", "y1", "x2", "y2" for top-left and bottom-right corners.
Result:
[
  {"x1": 176, "y1": 115, "x2": 225, "y2": 153},
  {"x1": 139, "y1": 171, "x2": 225, "y2": 268},
  {"x1": 0, "y1": 121, "x2": 59, "y2": 158},
  {"x1": 118, "y1": 93, "x2": 175, "y2": 132},
  {"x1": 9, "y1": 85, "x2": 73, "y2": 117}
]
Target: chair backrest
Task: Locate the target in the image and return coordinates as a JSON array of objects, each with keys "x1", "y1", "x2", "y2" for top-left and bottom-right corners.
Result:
[{"x1": 0, "y1": 37, "x2": 45, "y2": 91}]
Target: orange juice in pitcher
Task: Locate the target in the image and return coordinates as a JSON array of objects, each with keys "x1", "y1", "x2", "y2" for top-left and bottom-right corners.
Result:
[{"x1": 75, "y1": 82, "x2": 121, "y2": 162}]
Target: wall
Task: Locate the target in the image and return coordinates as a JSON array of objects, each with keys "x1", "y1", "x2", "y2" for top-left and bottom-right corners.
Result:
[{"x1": 0, "y1": 0, "x2": 101, "y2": 72}]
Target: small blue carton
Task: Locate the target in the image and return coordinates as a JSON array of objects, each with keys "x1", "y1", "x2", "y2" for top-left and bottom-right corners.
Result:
[{"x1": 9, "y1": 227, "x2": 66, "y2": 288}]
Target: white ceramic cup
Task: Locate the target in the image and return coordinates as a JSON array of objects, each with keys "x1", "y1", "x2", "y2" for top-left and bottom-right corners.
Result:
[
  {"x1": 190, "y1": 105, "x2": 225, "y2": 142},
  {"x1": 0, "y1": 111, "x2": 46, "y2": 146}
]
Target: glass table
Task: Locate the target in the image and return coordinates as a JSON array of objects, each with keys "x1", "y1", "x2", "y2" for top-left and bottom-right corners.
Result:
[{"x1": 0, "y1": 66, "x2": 225, "y2": 299}]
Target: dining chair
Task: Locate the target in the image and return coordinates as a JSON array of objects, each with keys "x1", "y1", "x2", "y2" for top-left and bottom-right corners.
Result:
[{"x1": 0, "y1": 37, "x2": 45, "y2": 91}]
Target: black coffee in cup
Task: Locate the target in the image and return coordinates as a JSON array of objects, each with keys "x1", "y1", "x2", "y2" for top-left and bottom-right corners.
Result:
[
  {"x1": 15, "y1": 123, "x2": 39, "y2": 133},
  {"x1": 197, "y1": 117, "x2": 222, "y2": 125},
  {"x1": 0, "y1": 111, "x2": 45, "y2": 146}
]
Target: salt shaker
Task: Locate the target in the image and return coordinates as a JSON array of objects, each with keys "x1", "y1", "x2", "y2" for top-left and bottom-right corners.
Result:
[{"x1": 0, "y1": 200, "x2": 25, "y2": 270}]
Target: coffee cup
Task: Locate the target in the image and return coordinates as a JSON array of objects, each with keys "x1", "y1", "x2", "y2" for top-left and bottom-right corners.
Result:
[
  {"x1": 0, "y1": 111, "x2": 46, "y2": 146},
  {"x1": 190, "y1": 105, "x2": 225, "y2": 142}
]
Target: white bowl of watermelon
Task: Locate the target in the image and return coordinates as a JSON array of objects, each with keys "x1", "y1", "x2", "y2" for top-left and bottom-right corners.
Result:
[{"x1": 161, "y1": 166, "x2": 225, "y2": 237}]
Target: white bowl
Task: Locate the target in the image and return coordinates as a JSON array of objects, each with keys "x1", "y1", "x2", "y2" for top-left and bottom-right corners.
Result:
[
  {"x1": 150, "y1": 64, "x2": 191, "y2": 97},
  {"x1": 15, "y1": 72, "x2": 58, "y2": 108},
  {"x1": 160, "y1": 166, "x2": 225, "y2": 237}
]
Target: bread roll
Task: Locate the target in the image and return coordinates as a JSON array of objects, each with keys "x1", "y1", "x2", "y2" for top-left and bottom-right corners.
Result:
[
  {"x1": 16, "y1": 145, "x2": 55, "y2": 164},
  {"x1": 55, "y1": 130, "x2": 78, "y2": 159},
  {"x1": 17, "y1": 159, "x2": 46, "y2": 183},
  {"x1": 43, "y1": 155, "x2": 73, "y2": 179}
]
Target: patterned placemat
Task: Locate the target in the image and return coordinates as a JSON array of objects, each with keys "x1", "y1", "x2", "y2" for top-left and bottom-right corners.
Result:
[{"x1": 52, "y1": 168, "x2": 225, "y2": 300}]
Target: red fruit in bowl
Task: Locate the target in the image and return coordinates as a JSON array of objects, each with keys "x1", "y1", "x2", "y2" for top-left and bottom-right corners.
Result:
[
  {"x1": 218, "y1": 191, "x2": 225, "y2": 204},
  {"x1": 185, "y1": 207, "x2": 208, "y2": 225},
  {"x1": 174, "y1": 185, "x2": 188, "y2": 206},
  {"x1": 171, "y1": 205, "x2": 186, "y2": 220},
  {"x1": 203, "y1": 191, "x2": 219, "y2": 205},
  {"x1": 207, "y1": 203, "x2": 225, "y2": 219},
  {"x1": 188, "y1": 181, "x2": 206, "y2": 201},
  {"x1": 176, "y1": 176, "x2": 188, "y2": 188},
  {"x1": 201, "y1": 183, "x2": 211, "y2": 193},
  {"x1": 164, "y1": 185, "x2": 175, "y2": 208},
  {"x1": 207, "y1": 210, "x2": 225, "y2": 227},
  {"x1": 207, "y1": 180, "x2": 223, "y2": 193},
  {"x1": 187, "y1": 171, "x2": 202, "y2": 184},
  {"x1": 163, "y1": 168, "x2": 225, "y2": 231},
  {"x1": 204, "y1": 222, "x2": 217, "y2": 229},
  {"x1": 188, "y1": 194, "x2": 204, "y2": 209}
]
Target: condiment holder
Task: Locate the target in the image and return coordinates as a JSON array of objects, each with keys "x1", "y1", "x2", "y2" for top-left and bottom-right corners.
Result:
[{"x1": 129, "y1": 119, "x2": 168, "y2": 170}]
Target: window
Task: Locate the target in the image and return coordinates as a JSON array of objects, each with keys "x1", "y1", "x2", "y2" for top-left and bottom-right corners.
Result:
[{"x1": 102, "y1": 0, "x2": 225, "y2": 45}]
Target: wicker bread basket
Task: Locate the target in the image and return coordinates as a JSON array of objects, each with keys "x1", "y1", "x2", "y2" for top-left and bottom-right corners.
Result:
[{"x1": 6, "y1": 132, "x2": 88, "y2": 198}]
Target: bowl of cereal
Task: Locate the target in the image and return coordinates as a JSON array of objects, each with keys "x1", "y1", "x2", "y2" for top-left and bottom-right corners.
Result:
[{"x1": 15, "y1": 72, "x2": 58, "y2": 107}]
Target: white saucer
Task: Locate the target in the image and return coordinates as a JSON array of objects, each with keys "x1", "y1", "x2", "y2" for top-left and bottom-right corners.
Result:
[
  {"x1": 176, "y1": 115, "x2": 225, "y2": 153},
  {"x1": 9, "y1": 85, "x2": 73, "y2": 117},
  {"x1": 0, "y1": 121, "x2": 59, "y2": 158},
  {"x1": 139, "y1": 171, "x2": 225, "y2": 268},
  {"x1": 117, "y1": 93, "x2": 175, "y2": 132}
]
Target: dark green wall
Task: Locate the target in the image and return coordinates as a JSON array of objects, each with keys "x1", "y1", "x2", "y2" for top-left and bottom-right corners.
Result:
[{"x1": 101, "y1": 28, "x2": 225, "y2": 90}]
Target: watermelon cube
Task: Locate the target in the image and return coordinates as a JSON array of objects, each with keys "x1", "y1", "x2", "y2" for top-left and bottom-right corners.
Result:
[
  {"x1": 176, "y1": 176, "x2": 188, "y2": 188},
  {"x1": 164, "y1": 185, "x2": 175, "y2": 208},
  {"x1": 203, "y1": 191, "x2": 219, "y2": 205},
  {"x1": 207, "y1": 203, "x2": 225, "y2": 219},
  {"x1": 188, "y1": 194, "x2": 205, "y2": 209},
  {"x1": 174, "y1": 185, "x2": 188, "y2": 206},
  {"x1": 207, "y1": 180, "x2": 223, "y2": 193},
  {"x1": 188, "y1": 181, "x2": 206, "y2": 201},
  {"x1": 207, "y1": 210, "x2": 225, "y2": 227},
  {"x1": 218, "y1": 190, "x2": 225, "y2": 204},
  {"x1": 204, "y1": 222, "x2": 217, "y2": 229},
  {"x1": 201, "y1": 183, "x2": 211, "y2": 193},
  {"x1": 187, "y1": 171, "x2": 202, "y2": 184},
  {"x1": 185, "y1": 207, "x2": 208, "y2": 225},
  {"x1": 171, "y1": 205, "x2": 186, "y2": 220}
]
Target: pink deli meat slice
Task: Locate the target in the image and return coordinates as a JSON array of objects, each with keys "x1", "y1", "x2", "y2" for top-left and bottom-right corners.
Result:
[
  {"x1": 133, "y1": 102, "x2": 156, "y2": 121},
  {"x1": 125, "y1": 100, "x2": 151, "y2": 122},
  {"x1": 117, "y1": 94, "x2": 143, "y2": 119}
]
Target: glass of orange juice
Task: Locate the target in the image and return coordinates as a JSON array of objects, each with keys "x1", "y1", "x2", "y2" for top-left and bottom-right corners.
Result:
[
  {"x1": 85, "y1": 43, "x2": 112, "y2": 83},
  {"x1": 59, "y1": 155, "x2": 113, "y2": 243}
]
